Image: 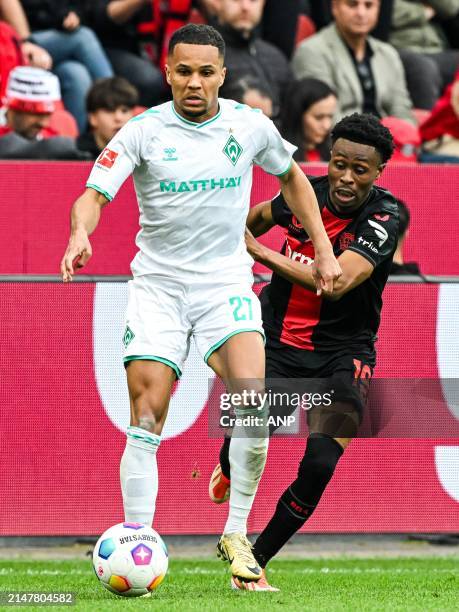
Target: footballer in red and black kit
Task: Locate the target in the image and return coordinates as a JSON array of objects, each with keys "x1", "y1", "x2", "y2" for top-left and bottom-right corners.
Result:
[
  {"x1": 212, "y1": 114, "x2": 399, "y2": 591},
  {"x1": 263, "y1": 174, "x2": 398, "y2": 368}
]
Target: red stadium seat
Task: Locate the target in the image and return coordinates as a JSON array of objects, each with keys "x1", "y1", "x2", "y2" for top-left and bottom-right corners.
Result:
[
  {"x1": 48, "y1": 106, "x2": 79, "y2": 138},
  {"x1": 188, "y1": 8, "x2": 207, "y2": 24},
  {"x1": 295, "y1": 14, "x2": 316, "y2": 47},
  {"x1": 132, "y1": 105, "x2": 148, "y2": 117}
]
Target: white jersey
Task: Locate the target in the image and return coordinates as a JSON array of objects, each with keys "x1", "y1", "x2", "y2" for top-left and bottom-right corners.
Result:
[{"x1": 86, "y1": 98, "x2": 296, "y2": 281}]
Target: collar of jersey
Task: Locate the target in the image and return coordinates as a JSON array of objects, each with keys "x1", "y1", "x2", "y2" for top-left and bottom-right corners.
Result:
[{"x1": 171, "y1": 101, "x2": 222, "y2": 128}]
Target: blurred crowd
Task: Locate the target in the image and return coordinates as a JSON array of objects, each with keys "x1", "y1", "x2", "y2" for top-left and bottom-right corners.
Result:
[{"x1": 0, "y1": 0, "x2": 458, "y2": 163}]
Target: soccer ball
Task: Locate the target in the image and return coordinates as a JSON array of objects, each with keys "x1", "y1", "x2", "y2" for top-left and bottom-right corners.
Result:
[{"x1": 92, "y1": 522, "x2": 168, "y2": 597}]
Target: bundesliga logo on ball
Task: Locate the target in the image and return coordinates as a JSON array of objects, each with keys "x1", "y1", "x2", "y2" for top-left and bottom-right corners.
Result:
[{"x1": 92, "y1": 523, "x2": 168, "y2": 597}]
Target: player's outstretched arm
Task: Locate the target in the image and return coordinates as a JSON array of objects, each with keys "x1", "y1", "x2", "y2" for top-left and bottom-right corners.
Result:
[
  {"x1": 60, "y1": 188, "x2": 109, "y2": 282},
  {"x1": 278, "y1": 162, "x2": 342, "y2": 294},
  {"x1": 246, "y1": 200, "x2": 275, "y2": 237},
  {"x1": 246, "y1": 231, "x2": 373, "y2": 301}
]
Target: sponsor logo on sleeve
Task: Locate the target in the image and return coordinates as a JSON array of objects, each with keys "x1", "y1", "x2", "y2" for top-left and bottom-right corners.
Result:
[
  {"x1": 357, "y1": 236, "x2": 378, "y2": 253},
  {"x1": 97, "y1": 148, "x2": 118, "y2": 169},
  {"x1": 368, "y1": 219, "x2": 388, "y2": 247}
]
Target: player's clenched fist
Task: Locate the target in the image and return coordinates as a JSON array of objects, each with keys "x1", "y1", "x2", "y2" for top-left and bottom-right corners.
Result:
[
  {"x1": 60, "y1": 229, "x2": 92, "y2": 282},
  {"x1": 312, "y1": 249, "x2": 342, "y2": 295}
]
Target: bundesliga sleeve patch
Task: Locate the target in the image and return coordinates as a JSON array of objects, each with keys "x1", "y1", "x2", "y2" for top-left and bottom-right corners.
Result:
[{"x1": 97, "y1": 148, "x2": 118, "y2": 169}]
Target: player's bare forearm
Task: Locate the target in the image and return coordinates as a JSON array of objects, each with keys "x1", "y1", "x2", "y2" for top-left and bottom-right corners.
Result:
[
  {"x1": 246, "y1": 201, "x2": 274, "y2": 237},
  {"x1": 61, "y1": 188, "x2": 108, "y2": 282},
  {"x1": 279, "y1": 163, "x2": 342, "y2": 293},
  {"x1": 247, "y1": 233, "x2": 373, "y2": 300},
  {"x1": 70, "y1": 188, "x2": 108, "y2": 235},
  {"x1": 278, "y1": 163, "x2": 332, "y2": 255}
]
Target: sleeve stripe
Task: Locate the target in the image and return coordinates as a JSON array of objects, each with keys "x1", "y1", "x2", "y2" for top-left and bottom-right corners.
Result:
[
  {"x1": 268, "y1": 158, "x2": 293, "y2": 177},
  {"x1": 86, "y1": 183, "x2": 114, "y2": 202}
]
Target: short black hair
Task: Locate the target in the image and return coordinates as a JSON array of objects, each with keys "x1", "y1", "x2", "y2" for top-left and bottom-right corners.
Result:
[
  {"x1": 86, "y1": 77, "x2": 138, "y2": 113},
  {"x1": 395, "y1": 198, "x2": 410, "y2": 237},
  {"x1": 224, "y1": 76, "x2": 272, "y2": 104},
  {"x1": 331, "y1": 113, "x2": 394, "y2": 164},
  {"x1": 168, "y1": 24, "x2": 225, "y2": 58}
]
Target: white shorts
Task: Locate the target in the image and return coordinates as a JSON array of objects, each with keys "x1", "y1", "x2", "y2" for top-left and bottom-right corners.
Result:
[{"x1": 123, "y1": 276, "x2": 264, "y2": 377}]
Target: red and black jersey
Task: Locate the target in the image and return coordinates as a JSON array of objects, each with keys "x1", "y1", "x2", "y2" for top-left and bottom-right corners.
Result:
[{"x1": 261, "y1": 175, "x2": 399, "y2": 354}]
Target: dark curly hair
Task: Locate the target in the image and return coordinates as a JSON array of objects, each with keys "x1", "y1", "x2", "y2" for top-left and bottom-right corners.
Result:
[
  {"x1": 331, "y1": 113, "x2": 394, "y2": 164},
  {"x1": 168, "y1": 24, "x2": 225, "y2": 59}
]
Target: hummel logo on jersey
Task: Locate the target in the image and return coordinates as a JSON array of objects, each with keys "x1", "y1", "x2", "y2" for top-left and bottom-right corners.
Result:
[
  {"x1": 368, "y1": 219, "x2": 389, "y2": 246},
  {"x1": 97, "y1": 148, "x2": 118, "y2": 169},
  {"x1": 163, "y1": 147, "x2": 178, "y2": 161},
  {"x1": 223, "y1": 135, "x2": 243, "y2": 166}
]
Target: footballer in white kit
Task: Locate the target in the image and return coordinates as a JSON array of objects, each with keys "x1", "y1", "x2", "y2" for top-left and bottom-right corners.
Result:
[
  {"x1": 61, "y1": 23, "x2": 340, "y2": 587},
  {"x1": 86, "y1": 97, "x2": 296, "y2": 376}
]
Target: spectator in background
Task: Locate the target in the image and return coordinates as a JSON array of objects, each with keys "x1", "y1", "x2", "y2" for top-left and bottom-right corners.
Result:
[
  {"x1": 390, "y1": 0, "x2": 459, "y2": 97},
  {"x1": 212, "y1": 0, "x2": 293, "y2": 123},
  {"x1": 196, "y1": 0, "x2": 301, "y2": 60},
  {"x1": 223, "y1": 76, "x2": 274, "y2": 118},
  {"x1": 390, "y1": 198, "x2": 421, "y2": 275},
  {"x1": 77, "y1": 77, "x2": 138, "y2": 159},
  {"x1": 0, "y1": 66, "x2": 86, "y2": 159},
  {"x1": 308, "y1": 0, "x2": 395, "y2": 41},
  {"x1": 292, "y1": 0, "x2": 415, "y2": 124},
  {"x1": 15, "y1": 0, "x2": 113, "y2": 133},
  {"x1": 0, "y1": 20, "x2": 24, "y2": 98},
  {"x1": 0, "y1": 0, "x2": 52, "y2": 70},
  {"x1": 261, "y1": 0, "x2": 302, "y2": 59},
  {"x1": 196, "y1": 0, "x2": 220, "y2": 19},
  {"x1": 84, "y1": 0, "x2": 164, "y2": 108},
  {"x1": 419, "y1": 68, "x2": 459, "y2": 162},
  {"x1": 281, "y1": 78, "x2": 337, "y2": 162}
]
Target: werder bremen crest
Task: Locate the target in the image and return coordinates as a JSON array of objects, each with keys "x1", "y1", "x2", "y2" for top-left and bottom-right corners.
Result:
[
  {"x1": 223, "y1": 135, "x2": 243, "y2": 166},
  {"x1": 123, "y1": 325, "x2": 135, "y2": 348}
]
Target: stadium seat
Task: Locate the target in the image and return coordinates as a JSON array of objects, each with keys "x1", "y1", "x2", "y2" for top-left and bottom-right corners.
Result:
[
  {"x1": 132, "y1": 105, "x2": 148, "y2": 117},
  {"x1": 188, "y1": 8, "x2": 207, "y2": 24},
  {"x1": 295, "y1": 14, "x2": 316, "y2": 47},
  {"x1": 48, "y1": 106, "x2": 79, "y2": 138}
]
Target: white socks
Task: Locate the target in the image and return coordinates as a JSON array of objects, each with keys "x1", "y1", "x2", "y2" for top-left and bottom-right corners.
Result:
[
  {"x1": 120, "y1": 426, "x2": 161, "y2": 527},
  {"x1": 224, "y1": 403, "x2": 269, "y2": 535}
]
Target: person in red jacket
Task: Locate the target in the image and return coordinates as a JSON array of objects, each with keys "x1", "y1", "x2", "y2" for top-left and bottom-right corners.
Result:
[{"x1": 420, "y1": 69, "x2": 459, "y2": 162}]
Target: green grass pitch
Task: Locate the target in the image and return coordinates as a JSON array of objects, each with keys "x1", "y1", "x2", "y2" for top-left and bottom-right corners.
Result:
[{"x1": 1, "y1": 557, "x2": 458, "y2": 611}]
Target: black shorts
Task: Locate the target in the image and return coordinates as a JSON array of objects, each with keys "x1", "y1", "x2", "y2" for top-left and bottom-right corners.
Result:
[{"x1": 265, "y1": 344, "x2": 375, "y2": 438}]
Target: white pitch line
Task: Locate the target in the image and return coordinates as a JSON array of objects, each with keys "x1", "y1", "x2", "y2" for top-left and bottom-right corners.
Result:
[
  {"x1": 1, "y1": 567, "x2": 457, "y2": 577},
  {"x1": 182, "y1": 567, "x2": 459, "y2": 575}
]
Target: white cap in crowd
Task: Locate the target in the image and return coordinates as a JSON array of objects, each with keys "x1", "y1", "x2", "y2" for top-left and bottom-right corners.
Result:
[{"x1": 5, "y1": 66, "x2": 61, "y2": 114}]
